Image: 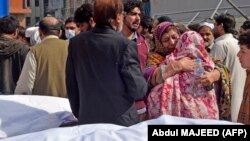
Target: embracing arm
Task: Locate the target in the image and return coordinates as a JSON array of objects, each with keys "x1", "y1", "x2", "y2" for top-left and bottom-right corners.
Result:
[
  {"x1": 198, "y1": 69, "x2": 220, "y2": 86},
  {"x1": 150, "y1": 57, "x2": 196, "y2": 86}
]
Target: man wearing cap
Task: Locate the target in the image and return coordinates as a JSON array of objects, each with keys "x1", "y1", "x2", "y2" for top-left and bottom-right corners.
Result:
[
  {"x1": 15, "y1": 16, "x2": 68, "y2": 97},
  {"x1": 25, "y1": 27, "x2": 41, "y2": 46},
  {"x1": 198, "y1": 22, "x2": 215, "y2": 53}
]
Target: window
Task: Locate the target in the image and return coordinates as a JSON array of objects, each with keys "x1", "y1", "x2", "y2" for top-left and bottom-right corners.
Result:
[
  {"x1": 26, "y1": 0, "x2": 30, "y2": 7},
  {"x1": 35, "y1": 0, "x2": 39, "y2": 7},
  {"x1": 35, "y1": 17, "x2": 40, "y2": 23},
  {"x1": 26, "y1": 17, "x2": 31, "y2": 27},
  {"x1": 44, "y1": 0, "x2": 49, "y2": 7}
]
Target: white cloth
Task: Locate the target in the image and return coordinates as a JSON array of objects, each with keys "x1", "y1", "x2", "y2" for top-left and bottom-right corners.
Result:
[
  {"x1": 25, "y1": 27, "x2": 38, "y2": 38},
  {"x1": 0, "y1": 95, "x2": 77, "y2": 138},
  {"x1": 0, "y1": 120, "x2": 7, "y2": 139},
  {"x1": 0, "y1": 95, "x2": 241, "y2": 141},
  {"x1": 2, "y1": 115, "x2": 240, "y2": 141},
  {"x1": 200, "y1": 22, "x2": 214, "y2": 29},
  {"x1": 15, "y1": 52, "x2": 36, "y2": 94},
  {"x1": 25, "y1": 27, "x2": 41, "y2": 46},
  {"x1": 14, "y1": 35, "x2": 59, "y2": 94},
  {"x1": 210, "y1": 33, "x2": 246, "y2": 122}
]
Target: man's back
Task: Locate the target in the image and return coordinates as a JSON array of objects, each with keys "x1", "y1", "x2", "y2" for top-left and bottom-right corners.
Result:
[
  {"x1": 0, "y1": 16, "x2": 30, "y2": 94},
  {"x1": 31, "y1": 38, "x2": 68, "y2": 97},
  {"x1": 0, "y1": 37, "x2": 29, "y2": 94},
  {"x1": 67, "y1": 25, "x2": 147, "y2": 126},
  {"x1": 15, "y1": 16, "x2": 69, "y2": 98}
]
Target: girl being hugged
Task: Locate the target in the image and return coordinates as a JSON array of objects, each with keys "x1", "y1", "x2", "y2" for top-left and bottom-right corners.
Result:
[{"x1": 147, "y1": 31, "x2": 219, "y2": 119}]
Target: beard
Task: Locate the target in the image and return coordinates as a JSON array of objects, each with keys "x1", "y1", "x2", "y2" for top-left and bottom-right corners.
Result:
[
  {"x1": 128, "y1": 25, "x2": 138, "y2": 32},
  {"x1": 124, "y1": 19, "x2": 139, "y2": 32}
]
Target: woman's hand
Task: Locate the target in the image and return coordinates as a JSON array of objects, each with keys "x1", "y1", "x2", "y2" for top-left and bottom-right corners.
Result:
[{"x1": 178, "y1": 57, "x2": 196, "y2": 72}]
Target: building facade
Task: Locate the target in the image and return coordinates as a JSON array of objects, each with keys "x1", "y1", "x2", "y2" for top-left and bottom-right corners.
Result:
[
  {"x1": 24, "y1": 0, "x2": 44, "y2": 27},
  {"x1": 9, "y1": 0, "x2": 31, "y2": 27},
  {"x1": 60, "y1": 0, "x2": 85, "y2": 21},
  {"x1": 25, "y1": 0, "x2": 87, "y2": 27}
]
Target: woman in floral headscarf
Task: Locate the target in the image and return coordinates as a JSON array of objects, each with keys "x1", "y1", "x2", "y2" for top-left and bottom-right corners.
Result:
[
  {"x1": 147, "y1": 31, "x2": 219, "y2": 119},
  {"x1": 144, "y1": 22, "x2": 196, "y2": 86}
]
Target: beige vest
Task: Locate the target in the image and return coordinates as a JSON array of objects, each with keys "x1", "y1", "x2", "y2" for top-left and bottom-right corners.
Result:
[{"x1": 31, "y1": 38, "x2": 68, "y2": 97}]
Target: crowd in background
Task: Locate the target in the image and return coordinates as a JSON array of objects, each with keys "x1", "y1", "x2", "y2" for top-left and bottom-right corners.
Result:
[{"x1": 1, "y1": 0, "x2": 250, "y2": 126}]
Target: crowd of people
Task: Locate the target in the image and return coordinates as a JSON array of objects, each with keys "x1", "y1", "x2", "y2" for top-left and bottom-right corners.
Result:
[{"x1": 0, "y1": 0, "x2": 250, "y2": 126}]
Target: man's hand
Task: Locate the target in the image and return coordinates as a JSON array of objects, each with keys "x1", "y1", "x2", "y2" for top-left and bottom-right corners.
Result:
[{"x1": 198, "y1": 69, "x2": 220, "y2": 86}]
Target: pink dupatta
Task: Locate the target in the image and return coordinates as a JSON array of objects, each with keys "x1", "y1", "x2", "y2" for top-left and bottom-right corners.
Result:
[{"x1": 147, "y1": 31, "x2": 219, "y2": 119}]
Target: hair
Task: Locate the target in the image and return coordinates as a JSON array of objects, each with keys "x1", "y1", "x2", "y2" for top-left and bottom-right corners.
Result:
[
  {"x1": 175, "y1": 23, "x2": 189, "y2": 35},
  {"x1": 157, "y1": 16, "x2": 173, "y2": 23},
  {"x1": 93, "y1": 0, "x2": 124, "y2": 25},
  {"x1": 140, "y1": 15, "x2": 153, "y2": 32},
  {"x1": 0, "y1": 16, "x2": 19, "y2": 34},
  {"x1": 60, "y1": 24, "x2": 67, "y2": 40},
  {"x1": 39, "y1": 16, "x2": 62, "y2": 36},
  {"x1": 74, "y1": 3, "x2": 93, "y2": 24},
  {"x1": 160, "y1": 26, "x2": 179, "y2": 42},
  {"x1": 187, "y1": 23, "x2": 200, "y2": 32},
  {"x1": 65, "y1": 17, "x2": 79, "y2": 26},
  {"x1": 18, "y1": 26, "x2": 26, "y2": 39},
  {"x1": 123, "y1": 0, "x2": 143, "y2": 14},
  {"x1": 241, "y1": 20, "x2": 250, "y2": 30},
  {"x1": 238, "y1": 30, "x2": 250, "y2": 49},
  {"x1": 214, "y1": 13, "x2": 237, "y2": 35}
]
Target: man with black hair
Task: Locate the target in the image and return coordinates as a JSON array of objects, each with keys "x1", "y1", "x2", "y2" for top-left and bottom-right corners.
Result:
[
  {"x1": 137, "y1": 15, "x2": 154, "y2": 52},
  {"x1": 64, "y1": 17, "x2": 80, "y2": 39},
  {"x1": 157, "y1": 16, "x2": 173, "y2": 23},
  {"x1": 74, "y1": 3, "x2": 95, "y2": 32},
  {"x1": 237, "y1": 30, "x2": 250, "y2": 124},
  {"x1": 138, "y1": 15, "x2": 153, "y2": 35},
  {"x1": 122, "y1": 0, "x2": 149, "y2": 72},
  {"x1": 15, "y1": 16, "x2": 68, "y2": 98},
  {"x1": 0, "y1": 16, "x2": 30, "y2": 94},
  {"x1": 239, "y1": 20, "x2": 250, "y2": 35},
  {"x1": 17, "y1": 26, "x2": 29, "y2": 45},
  {"x1": 122, "y1": 0, "x2": 150, "y2": 121},
  {"x1": 211, "y1": 13, "x2": 246, "y2": 122}
]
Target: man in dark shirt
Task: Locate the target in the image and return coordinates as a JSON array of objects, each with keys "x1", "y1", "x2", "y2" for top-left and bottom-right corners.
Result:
[
  {"x1": 66, "y1": 0, "x2": 147, "y2": 126},
  {"x1": 0, "y1": 16, "x2": 29, "y2": 94}
]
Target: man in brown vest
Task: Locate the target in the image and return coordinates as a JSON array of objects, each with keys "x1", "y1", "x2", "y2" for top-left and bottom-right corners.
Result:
[{"x1": 15, "y1": 16, "x2": 68, "y2": 97}]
